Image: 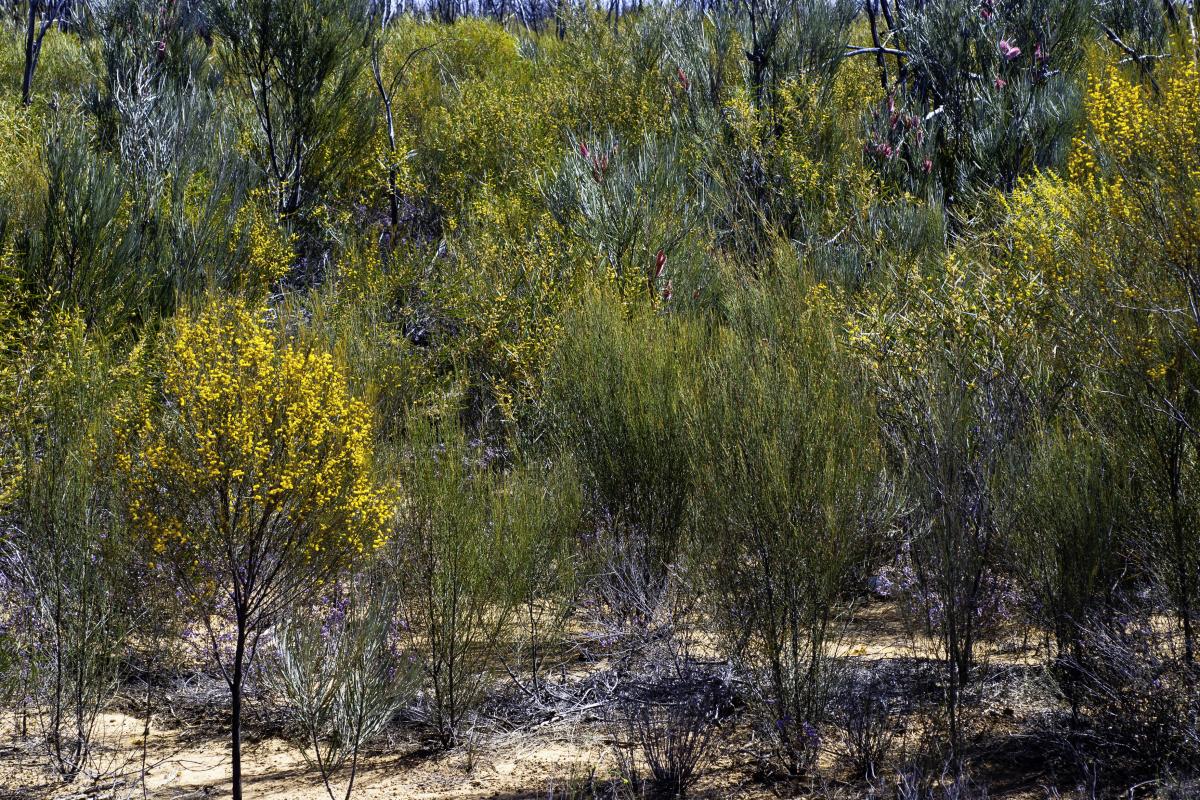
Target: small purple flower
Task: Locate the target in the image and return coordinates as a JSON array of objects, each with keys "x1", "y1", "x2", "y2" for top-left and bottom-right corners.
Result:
[
  {"x1": 802, "y1": 721, "x2": 820, "y2": 750},
  {"x1": 867, "y1": 572, "x2": 894, "y2": 598}
]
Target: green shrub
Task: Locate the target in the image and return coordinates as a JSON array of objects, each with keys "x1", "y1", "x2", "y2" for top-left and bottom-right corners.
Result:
[
  {"x1": 545, "y1": 289, "x2": 702, "y2": 626},
  {"x1": 211, "y1": 0, "x2": 374, "y2": 218},
  {"x1": 0, "y1": 314, "x2": 134, "y2": 782},
  {"x1": 390, "y1": 415, "x2": 577, "y2": 744},
  {"x1": 690, "y1": 273, "x2": 887, "y2": 777},
  {"x1": 1006, "y1": 418, "x2": 1130, "y2": 712},
  {"x1": 268, "y1": 569, "x2": 420, "y2": 800}
]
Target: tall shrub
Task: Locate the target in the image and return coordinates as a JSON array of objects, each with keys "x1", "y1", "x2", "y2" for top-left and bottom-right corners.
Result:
[
  {"x1": 1006, "y1": 419, "x2": 1129, "y2": 713},
  {"x1": 121, "y1": 296, "x2": 389, "y2": 800},
  {"x1": 691, "y1": 276, "x2": 887, "y2": 777},
  {"x1": 211, "y1": 0, "x2": 373, "y2": 218},
  {"x1": 545, "y1": 291, "x2": 700, "y2": 628},
  {"x1": 391, "y1": 417, "x2": 567, "y2": 745},
  {"x1": 0, "y1": 313, "x2": 134, "y2": 782}
]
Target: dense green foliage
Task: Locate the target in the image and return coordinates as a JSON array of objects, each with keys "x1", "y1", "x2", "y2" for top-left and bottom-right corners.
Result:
[{"x1": 2, "y1": 0, "x2": 1200, "y2": 796}]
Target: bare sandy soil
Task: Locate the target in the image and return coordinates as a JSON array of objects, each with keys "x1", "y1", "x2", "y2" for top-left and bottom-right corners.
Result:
[
  {"x1": 3, "y1": 710, "x2": 624, "y2": 800},
  {"x1": 2, "y1": 712, "x2": 777, "y2": 800},
  {"x1": 0, "y1": 602, "x2": 1059, "y2": 800}
]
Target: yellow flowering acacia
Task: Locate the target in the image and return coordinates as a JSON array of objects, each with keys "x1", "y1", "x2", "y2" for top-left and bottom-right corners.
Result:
[
  {"x1": 123, "y1": 297, "x2": 390, "y2": 599},
  {"x1": 117, "y1": 296, "x2": 391, "y2": 800},
  {"x1": 852, "y1": 249, "x2": 1056, "y2": 391},
  {"x1": 236, "y1": 188, "x2": 296, "y2": 289},
  {"x1": 1005, "y1": 55, "x2": 1200, "y2": 385},
  {"x1": 409, "y1": 219, "x2": 574, "y2": 424},
  {"x1": 1066, "y1": 60, "x2": 1200, "y2": 263}
]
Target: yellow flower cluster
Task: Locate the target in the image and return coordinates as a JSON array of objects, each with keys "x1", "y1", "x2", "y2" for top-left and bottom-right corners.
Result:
[
  {"x1": 237, "y1": 188, "x2": 296, "y2": 289},
  {"x1": 1075, "y1": 61, "x2": 1200, "y2": 184},
  {"x1": 1003, "y1": 55, "x2": 1200, "y2": 386},
  {"x1": 124, "y1": 297, "x2": 390, "y2": 564},
  {"x1": 430, "y1": 218, "x2": 574, "y2": 422},
  {"x1": 851, "y1": 247, "x2": 1051, "y2": 392}
]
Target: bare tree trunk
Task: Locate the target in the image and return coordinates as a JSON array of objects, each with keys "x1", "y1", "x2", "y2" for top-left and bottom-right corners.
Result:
[
  {"x1": 1168, "y1": 419, "x2": 1196, "y2": 666},
  {"x1": 21, "y1": 0, "x2": 37, "y2": 105},
  {"x1": 230, "y1": 616, "x2": 248, "y2": 800}
]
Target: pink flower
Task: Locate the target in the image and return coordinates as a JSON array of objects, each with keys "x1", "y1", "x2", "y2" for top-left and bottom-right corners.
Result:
[
  {"x1": 980, "y1": 1, "x2": 993, "y2": 19},
  {"x1": 999, "y1": 39, "x2": 1021, "y2": 61},
  {"x1": 677, "y1": 67, "x2": 690, "y2": 91},
  {"x1": 579, "y1": 141, "x2": 590, "y2": 159},
  {"x1": 921, "y1": 158, "x2": 933, "y2": 173},
  {"x1": 649, "y1": 249, "x2": 666, "y2": 294},
  {"x1": 994, "y1": 75, "x2": 1007, "y2": 89}
]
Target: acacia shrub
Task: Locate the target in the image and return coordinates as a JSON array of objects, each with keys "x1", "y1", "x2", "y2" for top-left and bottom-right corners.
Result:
[
  {"x1": 120, "y1": 295, "x2": 390, "y2": 800},
  {"x1": 689, "y1": 273, "x2": 887, "y2": 777},
  {"x1": 1076, "y1": 55, "x2": 1200, "y2": 667},
  {"x1": 854, "y1": 251, "x2": 1056, "y2": 759},
  {"x1": 1012, "y1": 50, "x2": 1200, "y2": 669}
]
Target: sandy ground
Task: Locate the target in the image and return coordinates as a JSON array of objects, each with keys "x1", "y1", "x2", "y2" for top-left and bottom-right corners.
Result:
[
  {"x1": 1, "y1": 709, "x2": 628, "y2": 800},
  {"x1": 0, "y1": 601, "x2": 1055, "y2": 800}
]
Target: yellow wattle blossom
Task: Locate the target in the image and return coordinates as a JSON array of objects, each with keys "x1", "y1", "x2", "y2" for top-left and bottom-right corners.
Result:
[{"x1": 122, "y1": 296, "x2": 391, "y2": 577}]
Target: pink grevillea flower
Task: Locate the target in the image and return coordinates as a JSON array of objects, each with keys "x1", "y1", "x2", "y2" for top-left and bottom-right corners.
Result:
[
  {"x1": 994, "y1": 75, "x2": 1007, "y2": 89},
  {"x1": 677, "y1": 67, "x2": 690, "y2": 91},
  {"x1": 649, "y1": 249, "x2": 666, "y2": 294},
  {"x1": 579, "y1": 141, "x2": 590, "y2": 159},
  {"x1": 922, "y1": 158, "x2": 933, "y2": 173},
  {"x1": 999, "y1": 39, "x2": 1021, "y2": 60},
  {"x1": 980, "y1": 2, "x2": 993, "y2": 19}
]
